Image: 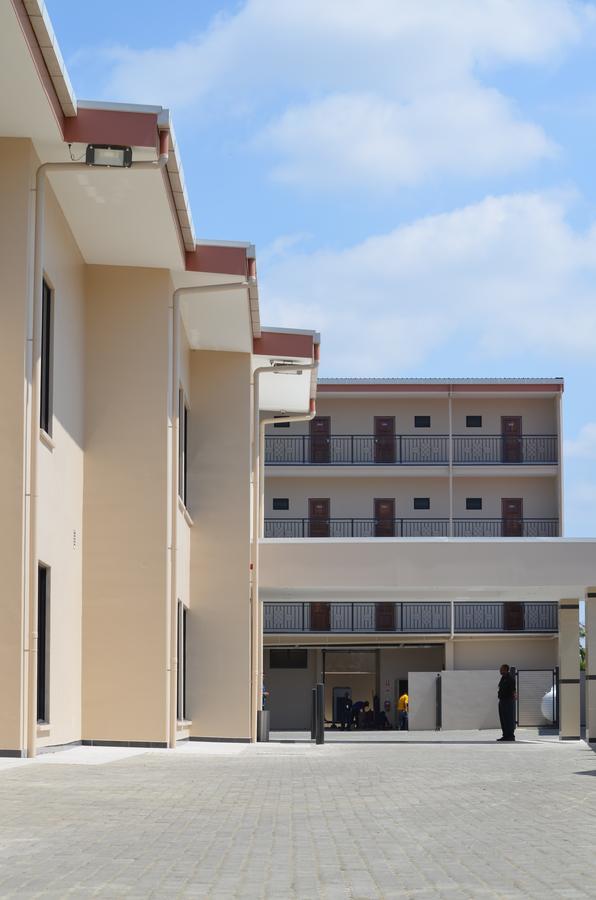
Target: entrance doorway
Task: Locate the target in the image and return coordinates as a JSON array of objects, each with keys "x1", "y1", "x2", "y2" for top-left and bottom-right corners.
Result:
[
  {"x1": 502, "y1": 497, "x2": 523, "y2": 536},
  {"x1": 374, "y1": 498, "x2": 395, "y2": 537},
  {"x1": 310, "y1": 416, "x2": 331, "y2": 464},
  {"x1": 374, "y1": 416, "x2": 396, "y2": 464},
  {"x1": 309, "y1": 498, "x2": 330, "y2": 537},
  {"x1": 501, "y1": 416, "x2": 522, "y2": 463}
]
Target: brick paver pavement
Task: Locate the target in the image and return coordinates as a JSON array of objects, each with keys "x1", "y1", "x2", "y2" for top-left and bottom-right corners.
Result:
[{"x1": 0, "y1": 733, "x2": 595, "y2": 899}]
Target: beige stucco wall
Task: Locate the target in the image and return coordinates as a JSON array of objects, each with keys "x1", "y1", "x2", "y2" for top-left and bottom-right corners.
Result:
[
  {"x1": 82, "y1": 265, "x2": 172, "y2": 744},
  {"x1": 266, "y1": 395, "x2": 558, "y2": 437},
  {"x1": 187, "y1": 350, "x2": 252, "y2": 740},
  {"x1": 265, "y1": 477, "x2": 450, "y2": 520},
  {"x1": 35, "y1": 177, "x2": 86, "y2": 749},
  {"x1": 0, "y1": 139, "x2": 32, "y2": 752},
  {"x1": 264, "y1": 648, "x2": 316, "y2": 730},
  {"x1": 265, "y1": 475, "x2": 558, "y2": 523},
  {"x1": 454, "y1": 637, "x2": 558, "y2": 670}
]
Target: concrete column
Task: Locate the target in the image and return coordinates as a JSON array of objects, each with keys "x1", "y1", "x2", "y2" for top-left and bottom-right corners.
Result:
[
  {"x1": 444, "y1": 641, "x2": 455, "y2": 670},
  {"x1": 585, "y1": 590, "x2": 596, "y2": 745},
  {"x1": 558, "y1": 599, "x2": 581, "y2": 740}
]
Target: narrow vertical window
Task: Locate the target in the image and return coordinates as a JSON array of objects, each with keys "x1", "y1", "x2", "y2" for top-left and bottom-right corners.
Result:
[
  {"x1": 178, "y1": 390, "x2": 188, "y2": 506},
  {"x1": 37, "y1": 565, "x2": 49, "y2": 723},
  {"x1": 177, "y1": 601, "x2": 187, "y2": 720},
  {"x1": 40, "y1": 280, "x2": 53, "y2": 435}
]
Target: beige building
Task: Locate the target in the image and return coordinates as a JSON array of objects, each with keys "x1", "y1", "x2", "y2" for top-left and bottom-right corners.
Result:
[
  {"x1": 0, "y1": 0, "x2": 317, "y2": 757},
  {"x1": 262, "y1": 380, "x2": 596, "y2": 735},
  {"x1": 2, "y1": 0, "x2": 596, "y2": 756}
]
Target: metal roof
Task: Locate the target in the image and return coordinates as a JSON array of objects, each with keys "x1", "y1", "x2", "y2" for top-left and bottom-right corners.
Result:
[{"x1": 318, "y1": 377, "x2": 564, "y2": 385}]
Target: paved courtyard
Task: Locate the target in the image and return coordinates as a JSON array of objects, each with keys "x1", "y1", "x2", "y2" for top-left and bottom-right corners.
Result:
[{"x1": 0, "y1": 732, "x2": 595, "y2": 899}]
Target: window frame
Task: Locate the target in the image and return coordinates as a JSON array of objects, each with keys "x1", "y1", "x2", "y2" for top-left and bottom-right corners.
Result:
[
  {"x1": 413, "y1": 497, "x2": 431, "y2": 510},
  {"x1": 178, "y1": 388, "x2": 189, "y2": 507},
  {"x1": 466, "y1": 497, "x2": 483, "y2": 511},
  {"x1": 177, "y1": 601, "x2": 188, "y2": 721},
  {"x1": 414, "y1": 415, "x2": 431, "y2": 428},
  {"x1": 40, "y1": 279, "x2": 54, "y2": 436},
  {"x1": 466, "y1": 415, "x2": 483, "y2": 428},
  {"x1": 37, "y1": 564, "x2": 50, "y2": 724},
  {"x1": 269, "y1": 648, "x2": 308, "y2": 669},
  {"x1": 272, "y1": 498, "x2": 290, "y2": 511}
]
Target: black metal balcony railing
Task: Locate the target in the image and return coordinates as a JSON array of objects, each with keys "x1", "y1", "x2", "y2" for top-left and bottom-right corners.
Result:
[
  {"x1": 265, "y1": 434, "x2": 558, "y2": 466},
  {"x1": 264, "y1": 518, "x2": 559, "y2": 538},
  {"x1": 263, "y1": 601, "x2": 558, "y2": 634}
]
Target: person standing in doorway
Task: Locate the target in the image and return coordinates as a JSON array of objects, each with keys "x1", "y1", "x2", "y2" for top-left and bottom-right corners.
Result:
[
  {"x1": 397, "y1": 691, "x2": 409, "y2": 730},
  {"x1": 497, "y1": 664, "x2": 517, "y2": 742}
]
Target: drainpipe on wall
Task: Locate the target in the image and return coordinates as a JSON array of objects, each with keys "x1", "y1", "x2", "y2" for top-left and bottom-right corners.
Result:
[
  {"x1": 168, "y1": 279, "x2": 255, "y2": 749},
  {"x1": 250, "y1": 349, "x2": 319, "y2": 742},
  {"x1": 25, "y1": 138, "x2": 171, "y2": 758},
  {"x1": 448, "y1": 387, "x2": 454, "y2": 538}
]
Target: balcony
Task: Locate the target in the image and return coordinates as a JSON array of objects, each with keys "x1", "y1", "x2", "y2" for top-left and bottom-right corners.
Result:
[
  {"x1": 263, "y1": 601, "x2": 558, "y2": 634},
  {"x1": 264, "y1": 517, "x2": 560, "y2": 538},
  {"x1": 265, "y1": 434, "x2": 558, "y2": 466}
]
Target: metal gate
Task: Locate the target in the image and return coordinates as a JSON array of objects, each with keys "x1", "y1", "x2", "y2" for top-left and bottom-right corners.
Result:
[{"x1": 515, "y1": 667, "x2": 558, "y2": 727}]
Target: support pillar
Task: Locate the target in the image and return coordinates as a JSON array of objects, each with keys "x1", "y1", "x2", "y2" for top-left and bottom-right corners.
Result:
[
  {"x1": 444, "y1": 641, "x2": 454, "y2": 670},
  {"x1": 585, "y1": 590, "x2": 596, "y2": 745},
  {"x1": 558, "y1": 599, "x2": 581, "y2": 740}
]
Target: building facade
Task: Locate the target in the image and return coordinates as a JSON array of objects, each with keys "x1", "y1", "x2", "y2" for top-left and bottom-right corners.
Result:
[
  {"x1": 261, "y1": 379, "x2": 594, "y2": 733},
  {"x1": 0, "y1": 0, "x2": 317, "y2": 756}
]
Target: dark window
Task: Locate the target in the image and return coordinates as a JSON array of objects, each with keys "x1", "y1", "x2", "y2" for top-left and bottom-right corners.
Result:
[
  {"x1": 466, "y1": 415, "x2": 482, "y2": 428},
  {"x1": 269, "y1": 648, "x2": 308, "y2": 669},
  {"x1": 414, "y1": 415, "x2": 431, "y2": 428},
  {"x1": 273, "y1": 417, "x2": 290, "y2": 428},
  {"x1": 177, "y1": 602, "x2": 187, "y2": 720},
  {"x1": 178, "y1": 390, "x2": 188, "y2": 506},
  {"x1": 466, "y1": 498, "x2": 483, "y2": 510},
  {"x1": 37, "y1": 565, "x2": 49, "y2": 723},
  {"x1": 503, "y1": 602, "x2": 525, "y2": 631},
  {"x1": 413, "y1": 497, "x2": 430, "y2": 510},
  {"x1": 273, "y1": 498, "x2": 289, "y2": 511},
  {"x1": 40, "y1": 280, "x2": 53, "y2": 435}
]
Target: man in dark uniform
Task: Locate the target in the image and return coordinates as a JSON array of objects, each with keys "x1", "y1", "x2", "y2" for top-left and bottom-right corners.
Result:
[{"x1": 497, "y1": 663, "x2": 517, "y2": 742}]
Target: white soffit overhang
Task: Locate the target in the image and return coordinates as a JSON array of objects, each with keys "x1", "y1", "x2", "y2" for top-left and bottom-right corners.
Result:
[
  {"x1": 0, "y1": 1, "x2": 62, "y2": 144},
  {"x1": 48, "y1": 161, "x2": 184, "y2": 269},
  {"x1": 174, "y1": 271, "x2": 252, "y2": 353}
]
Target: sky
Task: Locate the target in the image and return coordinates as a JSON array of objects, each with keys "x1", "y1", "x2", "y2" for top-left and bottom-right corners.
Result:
[{"x1": 46, "y1": 0, "x2": 596, "y2": 536}]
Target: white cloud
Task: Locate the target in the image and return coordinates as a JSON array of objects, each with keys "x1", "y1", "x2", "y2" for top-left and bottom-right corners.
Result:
[
  {"x1": 565, "y1": 424, "x2": 596, "y2": 459},
  {"x1": 257, "y1": 88, "x2": 555, "y2": 188},
  {"x1": 94, "y1": 0, "x2": 589, "y2": 189},
  {"x1": 259, "y1": 191, "x2": 596, "y2": 373}
]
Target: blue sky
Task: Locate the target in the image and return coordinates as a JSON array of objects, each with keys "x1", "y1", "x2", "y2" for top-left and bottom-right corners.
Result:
[{"x1": 47, "y1": 0, "x2": 596, "y2": 535}]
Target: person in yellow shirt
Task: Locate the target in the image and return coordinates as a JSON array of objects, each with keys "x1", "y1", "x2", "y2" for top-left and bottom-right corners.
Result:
[{"x1": 397, "y1": 692, "x2": 409, "y2": 731}]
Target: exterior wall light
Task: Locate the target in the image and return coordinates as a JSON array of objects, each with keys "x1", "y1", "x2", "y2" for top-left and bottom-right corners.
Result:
[{"x1": 85, "y1": 144, "x2": 133, "y2": 168}]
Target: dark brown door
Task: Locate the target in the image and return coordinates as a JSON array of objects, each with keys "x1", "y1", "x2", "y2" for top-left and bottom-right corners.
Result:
[
  {"x1": 502, "y1": 416, "x2": 522, "y2": 463},
  {"x1": 502, "y1": 498, "x2": 523, "y2": 536},
  {"x1": 309, "y1": 498, "x2": 330, "y2": 537},
  {"x1": 375, "y1": 602, "x2": 396, "y2": 632},
  {"x1": 374, "y1": 416, "x2": 396, "y2": 464},
  {"x1": 374, "y1": 498, "x2": 395, "y2": 537},
  {"x1": 310, "y1": 416, "x2": 331, "y2": 464},
  {"x1": 310, "y1": 602, "x2": 331, "y2": 631},
  {"x1": 503, "y1": 602, "x2": 525, "y2": 631}
]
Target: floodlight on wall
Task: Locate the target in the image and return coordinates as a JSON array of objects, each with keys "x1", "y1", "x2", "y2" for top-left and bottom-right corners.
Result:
[{"x1": 85, "y1": 144, "x2": 133, "y2": 168}]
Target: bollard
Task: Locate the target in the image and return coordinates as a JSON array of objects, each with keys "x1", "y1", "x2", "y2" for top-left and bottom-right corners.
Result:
[
  {"x1": 311, "y1": 687, "x2": 317, "y2": 740},
  {"x1": 315, "y1": 682, "x2": 325, "y2": 744}
]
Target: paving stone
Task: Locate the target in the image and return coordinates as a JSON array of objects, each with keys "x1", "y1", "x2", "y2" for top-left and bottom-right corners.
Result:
[{"x1": 0, "y1": 735, "x2": 595, "y2": 897}]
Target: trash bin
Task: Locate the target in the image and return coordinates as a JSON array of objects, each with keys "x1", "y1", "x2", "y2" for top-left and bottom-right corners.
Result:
[{"x1": 257, "y1": 710, "x2": 270, "y2": 742}]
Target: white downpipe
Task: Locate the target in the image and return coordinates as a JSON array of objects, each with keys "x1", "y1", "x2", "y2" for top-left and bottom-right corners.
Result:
[
  {"x1": 168, "y1": 280, "x2": 254, "y2": 748},
  {"x1": 25, "y1": 145, "x2": 171, "y2": 758},
  {"x1": 250, "y1": 357, "x2": 319, "y2": 742},
  {"x1": 448, "y1": 389, "x2": 453, "y2": 538}
]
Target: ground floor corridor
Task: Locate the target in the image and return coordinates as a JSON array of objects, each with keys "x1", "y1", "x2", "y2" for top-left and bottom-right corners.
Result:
[{"x1": 0, "y1": 733, "x2": 594, "y2": 898}]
